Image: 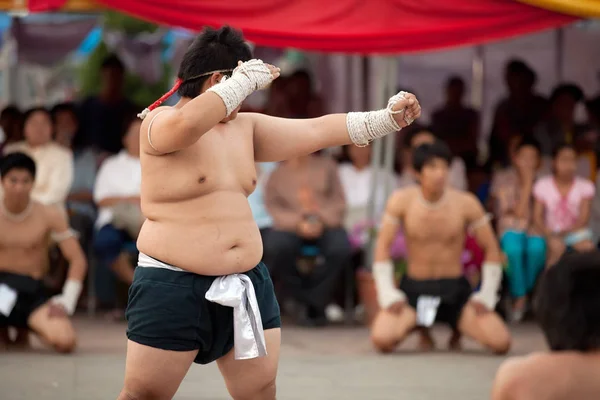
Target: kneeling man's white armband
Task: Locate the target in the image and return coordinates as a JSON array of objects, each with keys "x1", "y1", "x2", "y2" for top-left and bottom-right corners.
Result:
[{"x1": 373, "y1": 260, "x2": 406, "y2": 309}]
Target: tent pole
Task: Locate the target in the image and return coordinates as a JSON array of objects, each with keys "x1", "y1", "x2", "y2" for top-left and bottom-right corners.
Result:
[
  {"x1": 471, "y1": 45, "x2": 485, "y2": 163},
  {"x1": 366, "y1": 56, "x2": 386, "y2": 267},
  {"x1": 382, "y1": 56, "x2": 398, "y2": 200},
  {"x1": 555, "y1": 27, "x2": 564, "y2": 82}
]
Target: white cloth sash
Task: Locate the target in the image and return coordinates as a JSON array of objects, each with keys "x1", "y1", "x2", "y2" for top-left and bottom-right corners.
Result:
[{"x1": 137, "y1": 252, "x2": 267, "y2": 360}]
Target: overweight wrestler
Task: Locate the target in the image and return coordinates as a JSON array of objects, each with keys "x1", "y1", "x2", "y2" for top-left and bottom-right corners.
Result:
[
  {"x1": 0, "y1": 152, "x2": 86, "y2": 353},
  {"x1": 492, "y1": 251, "x2": 600, "y2": 400},
  {"x1": 120, "y1": 26, "x2": 421, "y2": 400},
  {"x1": 370, "y1": 141, "x2": 511, "y2": 354}
]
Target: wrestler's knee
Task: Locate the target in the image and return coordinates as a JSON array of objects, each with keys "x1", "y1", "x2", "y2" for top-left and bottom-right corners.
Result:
[
  {"x1": 371, "y1": 333, "x2": 397, "y2": 354},
  {"x1": 48, "y1": 330, "x2": 77, "y2": 353},
  {"x1": 228, "y1": 376, "x2": 277, "y2": 400},
  {"x1": 370, "y1": 321, "x2": 397, "y2": 353},
  {"x1": 488, "y1": 324, "x2": 512, "y2": 355}
]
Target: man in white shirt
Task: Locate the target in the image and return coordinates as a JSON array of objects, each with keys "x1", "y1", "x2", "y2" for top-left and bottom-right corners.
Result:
[{"x1": 92, "y1": 115, "x2": 141, "y2": 308}]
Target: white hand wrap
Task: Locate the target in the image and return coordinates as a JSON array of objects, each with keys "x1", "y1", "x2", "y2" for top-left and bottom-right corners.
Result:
[
  {"x1": 206, "y1": 59, "x2": 273, "y2": 116},
  {"x1": 471, "y1": 262, "x2": 502, "y2": 310},
  {"x1": 51, "y1": 279, "x2": 82, "y2": 316},
  {"x1": 373, "y1": 260, "x2": 406, "y2": 309},
  {"x1": 346, "y1": 91, "x2": 411, "y2": 147}
]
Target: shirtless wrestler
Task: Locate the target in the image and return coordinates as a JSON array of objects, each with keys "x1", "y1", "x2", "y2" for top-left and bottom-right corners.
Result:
[
  {"x1": 0, "y1": 152, "x2": 86, "y2": 353},
  {"x1": 119, "y1": 26, "x2": 422, "y2": 400},
  {"x1": 492, "y1": 251, "x2": 600, "y2": 400},
  {"x1": 370, "y1": 141, "x2": 511, "y2": 354}
]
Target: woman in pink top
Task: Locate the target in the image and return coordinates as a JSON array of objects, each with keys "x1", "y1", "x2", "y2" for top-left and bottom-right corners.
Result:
[{"x1": 533, "y1": 143, "x2": 595, "y2": 267}]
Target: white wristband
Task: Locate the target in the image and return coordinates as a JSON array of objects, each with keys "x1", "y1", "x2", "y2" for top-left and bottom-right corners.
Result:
[
  {"x1": 373, "y1": 260, "x2": 406, "y2": 309},
  {"x1": 346, "y1": 91, "x2": 411, "y2": 147},
  {"x1": 52, "y1": 279, "x2": 82, "y2": 316},
  {"x1": 471, "y1": 261, "x2": 502, "y2": 310},
  {"x1": 206, "y1": 59, "x2": 273, "y2": 116}
]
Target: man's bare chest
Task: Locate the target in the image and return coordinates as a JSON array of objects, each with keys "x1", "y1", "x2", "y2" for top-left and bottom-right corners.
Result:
[
  {"x1": 403, "y1": 204, "x2": 466, "y2": 242},
  {"x1": 0, "y1": 219, "x2": 48, "y2": 250}
]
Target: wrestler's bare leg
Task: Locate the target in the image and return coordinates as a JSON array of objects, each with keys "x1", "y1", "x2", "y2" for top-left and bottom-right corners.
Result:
[
  {"x1": 217, "y1": 328, "x2": 280, "y2": 400},
  {"x1": 118, "y1": 341, "x2": 197, "y2": 400},
  {"x1": 370, "y1": 306, "x2": 417, "y2": 353},
  {"x1": 457, "y1": 303, "x2": 511, "y2": 354},
  {"x1": 28, "y1": 302, "x2": 77, "y2": 353}
]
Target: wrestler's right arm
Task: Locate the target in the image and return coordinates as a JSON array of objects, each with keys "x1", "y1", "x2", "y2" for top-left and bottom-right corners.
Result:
[
  {"x1": 373, "y1": 190, "x2": 407, "y2": 312},
  {"x1": 142, "y1": 61, "x2": 280, "y2": 155}
]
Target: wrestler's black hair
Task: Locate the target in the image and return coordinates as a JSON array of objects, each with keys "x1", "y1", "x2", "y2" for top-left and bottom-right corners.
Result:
[
  {"x1": 0, "y1": 152, "x2": 36, "y2": 179},
  {"x1": 412, "y1": 140, "x2": 452, "y2": 172},
  {"x1": 515, "y1": 136, "x2": 541, "y2": 155},
  {"x1": 177, "y1": 26, "x2": 252, "y2": 98},
  {"x1": 535, "y1": 251, "x2": 600, "y2": 352},
  {"x1": 552, "y1": 141, "x2": 576, "y2": 160}
]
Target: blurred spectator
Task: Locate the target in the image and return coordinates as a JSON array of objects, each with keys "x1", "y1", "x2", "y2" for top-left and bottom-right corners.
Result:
[
  {"x1": 52, "y1": 103, "x2": 99, "y2": 254},
  {"x1": 489, "y1": 60, "x2": 548, "y2": 167},
  {"x1": 263, "y1": 77, "x2": 291, "y2": 117},
  {"x1": 398, "y1": 128, "x2": 467, "y2": 190},
  {"x1": 492, "y1": 251, "x2": 600, "y2": 400},
  {"x1": 248, "y1": 162, "x2": 277, "y2": 256},
  {"x1": 490, "y1": 138, "x2": 546, "y2": 322},
  {"x1": 431, "y1": 76, "x2": 479, "y2": 169},
  {"x1": 286, "y1": 70, "x2": 324, "y2": 118},
  {"x1": 535, "y1": 84, "x2": 586, "y2": 156},
  {"x1": 533, "y1": 143, "x2": 595, "y2": 268},
  {"x1": 79, "y1": 54, "x2": 135, "y2": 155},
  {"x1": 3, "y1": 107, "x2": 73, "y2": 209},
  {"x1": 338, "y1": 144, "x2": 397, "y2": 231},
  {"x1": 0, "y1": 105, "x2": 23, "y2": 151},
  {"x1": 92, "y1": 114, "x2": 141, "y2": 310},
  {"x1": 264, "y1": 154, "x2": 350, "y2": 326}
]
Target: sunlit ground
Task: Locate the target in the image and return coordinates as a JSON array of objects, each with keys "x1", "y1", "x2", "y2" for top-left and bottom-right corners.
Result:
[{"x1": 0, "y1": 318, "x2": 546, "y2": 400}]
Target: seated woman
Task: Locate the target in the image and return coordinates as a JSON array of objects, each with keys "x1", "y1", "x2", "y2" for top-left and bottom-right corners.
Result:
[
  {"x1": 3, "y1": 107, "x2": 73, "y2": 209},
  {"x1": 533, "y1": 143, "x2": 595, "y2": 268},
  {"x1": 92, "y1": 113, "x2": 142, "y2": 313},
  {"x1": 490, "y1": 138, "x2": 546, "y2": 322},
  {"x1": 264, "y1": 153, "x2": 351, "y2": 326},
  {"x1": 492, "y1": 251, "x2": 600, "y2": 400}
]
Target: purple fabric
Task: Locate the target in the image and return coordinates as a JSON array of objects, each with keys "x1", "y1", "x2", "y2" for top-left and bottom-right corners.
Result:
[
  {"x1": 103, "y1": 29, "x2": 166, "y2": 84},
  {"x1": 11, "y1": 18, "x2": 98, "y2": 66}
]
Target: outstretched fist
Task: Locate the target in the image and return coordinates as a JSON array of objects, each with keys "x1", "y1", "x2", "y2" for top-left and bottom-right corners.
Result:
[{"x1": 390, "y1": 92, "x2": 421, "y2": 128}]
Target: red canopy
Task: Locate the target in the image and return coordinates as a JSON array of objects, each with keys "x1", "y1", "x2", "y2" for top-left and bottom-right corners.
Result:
[{"x1": 29, "y1": 0, "x2": 577, "y2": 53}]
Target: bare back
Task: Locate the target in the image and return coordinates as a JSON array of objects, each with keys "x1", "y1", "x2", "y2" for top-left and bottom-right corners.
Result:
[
  {"x1": 0, "y1": 202, "x2": 53, "y2": 279},
  {"x1": 137, "y1": 110, "x2": 263, "y2": 275},
  {"x1": 400, "y1": 187, "x2": 469, "y2": 279}
]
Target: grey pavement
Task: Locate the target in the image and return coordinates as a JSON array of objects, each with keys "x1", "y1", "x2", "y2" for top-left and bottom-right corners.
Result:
[{"x1": 0, "y1": 318, "x2": 547, "y2": 400}]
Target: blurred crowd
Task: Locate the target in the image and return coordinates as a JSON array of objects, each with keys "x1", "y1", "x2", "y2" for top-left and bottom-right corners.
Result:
[{"x1": 1, "y1": 54, "x2": 599, "y2": 328}]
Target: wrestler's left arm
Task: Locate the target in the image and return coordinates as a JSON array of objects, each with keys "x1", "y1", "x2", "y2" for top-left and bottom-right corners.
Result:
[
  {"x1": 47, "y1": 206, "x2": 87, "y2": 315},
  {"x1": 464, "y1": 193, "x2": 503, "y2": 311},
  {"x1": 249, "y1": 94, "x2": 421, "y2": 162}
]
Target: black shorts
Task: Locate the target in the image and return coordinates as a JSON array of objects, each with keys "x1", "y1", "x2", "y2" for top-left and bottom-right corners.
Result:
[
  {"x1": 0, "y1": 272, "x2": 49, "y2": 328},
  {"x1": 126, "y1": 262, "x2": 281, "y2": 365},
  {"x1": 400, "y1": 276, "x2": 472, "y2": 330}
]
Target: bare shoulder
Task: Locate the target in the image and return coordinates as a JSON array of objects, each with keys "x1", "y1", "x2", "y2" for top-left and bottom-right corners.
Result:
[
  {"x1": 39, "y1": 203, "x2": 66, "y2": 228},
  {"x1": 456, "y1": 189, "x2": 481, "y2": 206},
  {"x1": 387, "y1": 187, "x2": 415, "y2": 213},
  {"x1": 493, "y1": 353, "x2": 569, "y2": 400}
]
